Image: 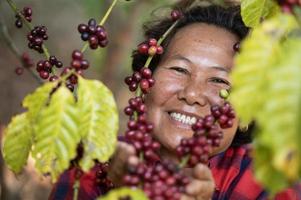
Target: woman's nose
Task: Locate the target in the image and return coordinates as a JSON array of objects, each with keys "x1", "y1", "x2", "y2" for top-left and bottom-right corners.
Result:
[{"x1": 177, "y1": 79, "x2": 208, "y2": 107}]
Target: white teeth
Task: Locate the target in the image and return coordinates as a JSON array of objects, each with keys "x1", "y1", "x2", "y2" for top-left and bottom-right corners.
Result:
[{"x1": 169, "y1": 112, "x2": 197, "y2": 125}]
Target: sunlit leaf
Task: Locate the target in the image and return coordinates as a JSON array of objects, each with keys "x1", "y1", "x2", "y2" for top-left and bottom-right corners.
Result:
[
  {"x1": 98, "y1": 187, "x2": 149, "y2": 200},
  {"x1": 2, "y1": 113, "x2": 32, "y2": 173},
  {"x1": 230, "y1": 13, "x2": 297, "y2": 126},
  {"x1": 241, "y1": 0, "x2": 280, "y2": 27},
  {"x1": 32, "y1": 86, "x2": 80, "y2": 182},
  {"x1": 231, "y1": 13, "x2": 301, "y2": 194},
  {"x1": 77, "y1": 77, "x2": 118, "y2": 171},
  {"x1": 23, "y1": 82, "x2": 56, "y2": 123}
]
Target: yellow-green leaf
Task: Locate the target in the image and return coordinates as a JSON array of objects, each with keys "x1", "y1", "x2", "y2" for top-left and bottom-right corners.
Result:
[
  {"x1": 241, "y1": 0, "x2": 280, "y2": 27},
  {"x1": 98, "y1": 187, "x2": 149, "y2": 200},
  {"x1": 32, "y1": 86, "x2": 80, "y2": 182},
  {"x1": 259, "y1": 39, "x2": 301, "y2": 183},
  {"x1": 230, "y1": 13, "x2": 298, "y2": 126},
  {"x1": 2, "y1": 113, "x2": 32, "y2": 173},
  {"x1": 77, "y1": 77, "x2": 118, "y2": 171},
  {"x1": 23, "y1": 82, "x2": 56, "y2": 123},
  {"x1": 253, "y1": 142, "x2": 288, "y2": 195}
]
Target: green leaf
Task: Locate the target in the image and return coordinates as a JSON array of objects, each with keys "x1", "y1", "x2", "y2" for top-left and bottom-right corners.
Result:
[
  {"x1": 2, "y1": 113, "x2": 32, "y2": 173},
  {"x1": 32, "y1": 86, "x2": 80, "y2": 182},
  {"x1": 77, "y1": 77, "x2": 118, "y2": 171},
  {"x1": 253, "y1": 141, "x2": 288, "y2": 195},
  {"x1": 241, "y1": 0, "x2": 280, "y2": 27},
  {"x1": 23, "y1": 82, "x2": 56, "y2": 123},
  {"x1": 98, "y1": 187, "x2": 149, "y2": 200},
  {"x1": 231, "y1": 18, "x2": 301, "y2": 193},
  {"x1": 230, "y1": 13, "x2": 298, "y2": 126},
  {"x1": 260, "y1": 39, "x2": 301, "y2": 182}
]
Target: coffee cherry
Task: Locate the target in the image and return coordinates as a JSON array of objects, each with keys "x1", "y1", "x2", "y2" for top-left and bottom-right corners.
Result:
[
  {"x1": 148, "y1": 46, "x2": 157, "y2": 56},
  {"x1": 81, "y1": 60, "x2": 89, "y2": 69},
  {"x1": 21, "y1": 52, "x2": 34, "y2": 68},
  {"x1": 78, "y1": 24, "x2": 88, "y2": 33},
  {"x1": 49, "y1": 75, "x2": 59, "y2": 82},
  {"x1": 233, "y1": 42, "x2": 240, "y2": 52},
  {"x1": 15, "y1": 18, "x2": 23, "y2": 28},
  {"x1": 72, "y1": 50, "x2": 83, "y2": 60},
  {"x1": 138, "y1": 43, "x2": 149, "y2": 55},
  {"x1": 140, "y1": 67, "x2": 152, "y2": 79},
  {"x1": 140, "y1": 79, "x2": 150, "y2": 93},
  {"x1": 148, "y1": 38, "x2": 157, "y2": 46},
  {"x1": 156, "y1": 46, "x2": 164, "y2": 55},
  {"x1": 171, "y1": 10, "x2": 183, "y2": 21},
  {"x1": 15, "y1": 67, "x2": 23, "y2": 75},
  {"x1": 39, "y1": 71, "x2": 49, "y2": 79},
  {"x1": 219, "y1": 89, "x2": 229, "y2": 99}
]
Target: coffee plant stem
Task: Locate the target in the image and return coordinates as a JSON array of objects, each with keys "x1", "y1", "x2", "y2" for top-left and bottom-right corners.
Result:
[
  {"x1": 81, "y1": 0, "x2": 118, "y2": 53},
  {"x1": 0, "y1": 14, "x2": 43, "y2": 84},
  {"x1": 135, "y1": 20, "x2": 180, "y2": 98},
  {"x1": 6, "y1": 0, "x2": 56, "y2": 75},
  {"x1": 73, "y1": 179, "x2": 80, "y2": 200},
  {"x1": 179, "y1": 155, "x2": 190, "y2": 169}
]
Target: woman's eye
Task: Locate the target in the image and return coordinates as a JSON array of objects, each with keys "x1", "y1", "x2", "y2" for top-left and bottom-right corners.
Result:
[
  {"x1": 170, "y1": 67, "x2": 189, "y2": 74},
  {"x1": 210, "y1": 77, "x2": 230, "y2": 85}
]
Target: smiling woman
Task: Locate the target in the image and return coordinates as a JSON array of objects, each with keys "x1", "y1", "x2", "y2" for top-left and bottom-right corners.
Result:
[
  {"x1": 49, "y1": 2, "x2": 300, "y2": 200},
  {"x1": 144, "y1": 23, "x2": 239, "y2": 160}
]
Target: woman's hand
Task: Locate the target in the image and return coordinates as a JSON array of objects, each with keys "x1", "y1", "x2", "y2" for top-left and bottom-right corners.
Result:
[
  {"x1": 107, "y1": 141, "x2": 137, "y2": 186},
  {"x1": 108, "y1": 142, "x2": 215, "y2": 199},
  {"x1": 181, "y1": 164, "x2": 215, "y2": 200}
]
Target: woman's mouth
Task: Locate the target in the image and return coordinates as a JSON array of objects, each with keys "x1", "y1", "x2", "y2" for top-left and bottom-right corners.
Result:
[{"x1": 167, "y1": 111, "x2": 197, "y2": 129}]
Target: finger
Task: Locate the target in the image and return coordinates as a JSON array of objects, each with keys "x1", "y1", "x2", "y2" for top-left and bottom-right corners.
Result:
[
  {"x1": 186, "y1": 179, "x2": 215, "y2": 198},
  {"x1": 108, "y1": 142, "x2": 136, "y2": 182},
  {"x1": 180, "y1": 194, "x2": 195, "y2": 200},
  {"x1": 193, "y1": 164, "x2": 214, "y2": 181},
  {"x1": 118, "y1": 142, "x2": 136, "y2": 156},
  {"x1": 113, "y1": 142, "x2": 136, "y2": 164},
  {"x1": 128, "y1": 155, "x2": 139, "y2": 166}
]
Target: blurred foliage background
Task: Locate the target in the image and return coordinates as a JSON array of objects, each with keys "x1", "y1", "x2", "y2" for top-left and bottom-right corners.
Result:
[{"x1": 0, "y1": 0, "x2": 238, "y2": 199}]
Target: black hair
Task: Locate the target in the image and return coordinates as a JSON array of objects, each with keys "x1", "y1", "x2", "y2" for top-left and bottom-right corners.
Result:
[{"x1": 131, "y1": 3, "x2": 252, "y2": 147}]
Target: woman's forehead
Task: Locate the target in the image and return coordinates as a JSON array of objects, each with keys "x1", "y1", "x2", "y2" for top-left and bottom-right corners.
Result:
[
  {"x1": 161, "y1": 23, "x2": 238, "y2": 69},
  {"x1": 169, "y1": 23, "x2": 239, "y2": 51}
]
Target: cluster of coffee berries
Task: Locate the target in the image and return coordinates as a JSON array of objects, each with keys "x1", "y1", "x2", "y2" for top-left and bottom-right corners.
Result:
[
  {"x1": 95, "y1": 162, "x2": 115, "y2": 194},
  {"x1": 277, "y1": 0, "x2": 301, "y2": 12},
  {"x1": 211, "y1": 102, "x2": 235, "y2": 129},
  {"x1": 35, "y1": 56, "x2": 62, "y2": 80},
  {"x1": 78, "y1": 19, "x2": 108, "y2": 49},
  {"x1": 15, "y1": 7, "x2": 33, "y2": 28},
  {"x1": 69, "y1": 50, "x2": 89, "y2": 71},
  {"x1": 57, "y1": 50, "x2": 88, "y2": 91},
  {"x1": 27, "y1": 26, "x2": 48, "y2": 53},
  {"x1": 176, "y1": 102, "x2": 235, "y2": 167},
  {"x1": 124, "y1": 67, "x2": 155, "y2": 93},
  {"x1": 124, "y1": 161, "x2": 189, "y2": 200},
  {"x1": 138, "y1": 38, "x2": 164, "y2": 56},
  {"x1": 124, "y1": 97, "x2": 161, "y2": 162}
]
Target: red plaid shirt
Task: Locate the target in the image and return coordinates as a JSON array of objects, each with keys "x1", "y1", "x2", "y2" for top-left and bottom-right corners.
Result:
[{"x1": 49, "y1": 144, "x2": 301, "y2": 200}]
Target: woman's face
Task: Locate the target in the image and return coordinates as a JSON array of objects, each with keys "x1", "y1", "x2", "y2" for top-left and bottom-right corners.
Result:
[{"x1": 144, "y1": 23, "x2": 239, "y2": 159}]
